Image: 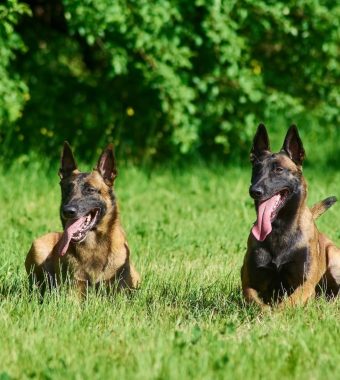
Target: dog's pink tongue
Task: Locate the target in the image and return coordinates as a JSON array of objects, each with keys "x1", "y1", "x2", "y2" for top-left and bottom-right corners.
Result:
[
  {"x1": 252, "y1": 194, "x2": 281, "y2": 241},
  {"x1": 57, "y1": 216, "x2": 86, "y2": 256}
]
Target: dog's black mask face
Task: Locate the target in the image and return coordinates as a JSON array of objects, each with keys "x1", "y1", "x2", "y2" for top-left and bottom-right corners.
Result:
[
  {"x1": 58, "y1": 142, "x2": 117, "y2": 243},
  {"x1": 250, "y1": 153, "x2": 302, "y2": 202},
  {"x1": 249, "y1": 125, "x2": 305, "y2": 239},
  {"x1": 60, "y1": 173, "x2": 109, "y2": 227}
]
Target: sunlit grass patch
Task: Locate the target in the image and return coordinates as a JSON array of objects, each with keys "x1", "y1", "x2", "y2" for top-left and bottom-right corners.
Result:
[{"x1": 0, "y1": 163, "x2": 339, "y2": 379}]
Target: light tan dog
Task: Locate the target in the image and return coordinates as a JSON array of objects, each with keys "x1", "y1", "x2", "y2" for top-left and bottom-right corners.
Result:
[{"x1": 25, "y1": 142, "x2": 140, "y2": 295}]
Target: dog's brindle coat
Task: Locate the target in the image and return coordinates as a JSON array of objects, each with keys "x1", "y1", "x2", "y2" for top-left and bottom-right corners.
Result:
[
  {"x1": 241, "y1": 124, "x2": 340, "y2": 308},
  {"x1": 25, "y1": 143, "x2": 140, "y2": 295}
]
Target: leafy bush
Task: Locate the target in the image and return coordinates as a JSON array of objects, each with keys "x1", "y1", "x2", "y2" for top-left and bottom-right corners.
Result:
[
  {"x1": 0, "y1": 0, "x2": 30, "y2": 138},
  {"x1": 0, "y1": 0, "x2": 339, "y2": 163}
]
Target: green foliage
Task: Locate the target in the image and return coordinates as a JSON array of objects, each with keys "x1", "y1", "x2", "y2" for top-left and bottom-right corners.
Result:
[
  {"x1": 0, "y1": 0, "x2": 30, "y2": 130},
  {"x1": 0, "y1": 1, "x2": 339, "y2": 162},
  {"x1": 1, "y1": 163, "x2": 340, "y2": 378}
]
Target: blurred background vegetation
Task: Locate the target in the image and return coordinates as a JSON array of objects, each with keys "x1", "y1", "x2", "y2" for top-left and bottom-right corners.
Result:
[{"x1": 0, "y1": 0, "x2": 339, "y2": 166}]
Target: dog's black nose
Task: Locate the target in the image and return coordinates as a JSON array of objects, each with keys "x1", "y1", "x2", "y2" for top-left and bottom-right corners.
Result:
[
  {"x1": 62, "y1": 205, "x2": 77, "y2": 219},
  {"x1": 249, "y1": 186, "x2": 264, "y2": 199}
]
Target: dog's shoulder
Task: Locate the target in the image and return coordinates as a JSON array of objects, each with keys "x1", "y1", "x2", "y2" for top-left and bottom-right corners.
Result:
[
  {"x1": 25, "y1": 232, "x2": 63, "y2": 280},
  {"x1": 27, "y1": 232, "x2": 62, "y2": 263}
]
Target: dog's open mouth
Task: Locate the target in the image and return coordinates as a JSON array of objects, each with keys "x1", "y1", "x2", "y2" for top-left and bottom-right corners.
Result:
[
  {"x1": 70, "y1": 210, "x2": 99, "y2": 243},
  {"x1": 57, "y1": 209, "x2": 99, "y2": 256},
  {"x1": 252, "y1": 190, "x2": 289, "y2": 242}
]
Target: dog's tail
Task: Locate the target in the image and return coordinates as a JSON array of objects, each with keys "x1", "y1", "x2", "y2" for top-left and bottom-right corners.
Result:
[{"x1": 311, "y1": 196, "x2": 337, "y2": 220}]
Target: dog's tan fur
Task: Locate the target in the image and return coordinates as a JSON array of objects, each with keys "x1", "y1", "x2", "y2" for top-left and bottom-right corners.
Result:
[{"x1": 242, "y1": 201, "x2": 340, "y2": 309}]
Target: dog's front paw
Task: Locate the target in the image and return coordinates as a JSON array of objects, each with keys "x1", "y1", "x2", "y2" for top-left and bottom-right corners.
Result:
[{"x1": 260, "y1": 304, "x2": 272, "y2": 313}]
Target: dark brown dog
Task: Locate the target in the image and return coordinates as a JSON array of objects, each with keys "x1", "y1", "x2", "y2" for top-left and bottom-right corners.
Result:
[
  {"x1": 241, "y1": 124, "x2": 340, "y2": 309},
  {"x1": 25, "y1": 142, "x2": 140, "y2": 295}
]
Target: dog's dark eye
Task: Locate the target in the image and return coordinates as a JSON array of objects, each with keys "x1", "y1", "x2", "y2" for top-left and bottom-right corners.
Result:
[
  {"x1": 85, "y1": 186, "x2": 97, "y2": 194},
  {"x1": 274, "y1": 167, "x2": 284, "y2": 174}
]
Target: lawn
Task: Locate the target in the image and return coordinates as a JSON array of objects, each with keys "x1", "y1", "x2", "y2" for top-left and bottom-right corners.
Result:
[{"x1": 0, "y1": 160, "x2": 340, "y2": 380}]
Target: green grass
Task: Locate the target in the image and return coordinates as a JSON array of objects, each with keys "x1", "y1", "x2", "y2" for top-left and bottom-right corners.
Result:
[{"x1": 0, "y1": 161, "x2": 340, "y2": 380}]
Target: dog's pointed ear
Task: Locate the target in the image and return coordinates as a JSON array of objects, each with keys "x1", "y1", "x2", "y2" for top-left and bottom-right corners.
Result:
[
  {"x1": 59, "y1": 141, "x2": 78, "y2": 179},
  {"x1": 96, "y1": 144, "x2": 117, "y2": 186},
  {"x1": 250, "y1": 123, "x2": 270, "y2": 162},
  {"x1": 281, "y1": 125, "x2": 305, "y2": 166}
]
